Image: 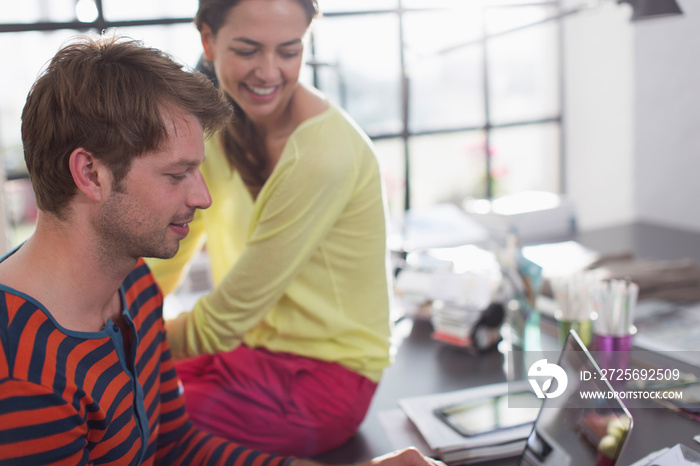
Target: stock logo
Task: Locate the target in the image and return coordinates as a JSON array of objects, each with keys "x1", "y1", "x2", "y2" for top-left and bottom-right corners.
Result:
[{"x1": 528, "y1": 359, "x2": 568, "y2": 399}]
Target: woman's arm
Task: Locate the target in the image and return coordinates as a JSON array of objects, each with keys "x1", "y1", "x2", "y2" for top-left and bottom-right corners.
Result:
[{"x1": 166, "y1": 133, "x2": 358, "y2": 359}]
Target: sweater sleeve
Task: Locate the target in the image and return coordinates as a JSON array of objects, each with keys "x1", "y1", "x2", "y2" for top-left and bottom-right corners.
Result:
[
  {"x1": 155, "y1": 326, "x2": 294, "y2": 466},
  {"x1": 0, "y1": 378, "x2": 90, "y2": 465},
  {"x1": 166, "y1": 127, "x2": 358, "y2": 359}
]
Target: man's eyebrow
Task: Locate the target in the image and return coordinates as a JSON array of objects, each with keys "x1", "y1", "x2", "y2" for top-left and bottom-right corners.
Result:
[
  {"x1": 165, "y1": 159, "x2": 202, "y2": 169},
  {"x1": 232, "y1": 37, "x2": 302, "y2": 47}
]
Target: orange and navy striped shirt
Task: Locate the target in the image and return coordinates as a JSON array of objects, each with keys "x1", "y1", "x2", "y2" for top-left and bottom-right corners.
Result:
[{"x1": 0, "y1": 258, "x2": 293, "y2": 465}]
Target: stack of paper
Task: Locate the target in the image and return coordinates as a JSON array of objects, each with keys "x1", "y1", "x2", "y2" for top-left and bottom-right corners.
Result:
[
  {"x1": 398, "y1": 382, "x2": 534, "y2": 464},
  {"x1": 630, "y1": 443, "x2": 700, "y2": 466},
  {"x1": 430, "y1": 301, "x2": 485, "y2": 348},
  {"x1": 464, "y1": 191, "x2": 576, "y2": 244},
  {"x1": 394, "y1": 245, "x2": 502, "y2": 338}
]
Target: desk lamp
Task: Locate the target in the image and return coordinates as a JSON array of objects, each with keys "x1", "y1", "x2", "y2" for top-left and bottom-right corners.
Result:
[
  {"x1": 617, "y1": 0, "x2": 683, "y2": 20},
  {"x1": 544, "y1": 0, "x2": 683, "y2": 24}
]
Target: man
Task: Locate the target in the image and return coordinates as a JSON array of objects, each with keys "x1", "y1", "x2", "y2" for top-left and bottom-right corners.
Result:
[{"x1": 0, "y1": 35, "x2": 440, "y2": 466}]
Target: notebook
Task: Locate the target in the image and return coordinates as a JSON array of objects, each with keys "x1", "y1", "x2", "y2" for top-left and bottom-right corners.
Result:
[{"x1": 518, "y1": 329, "x2": 634, "y2": 465}]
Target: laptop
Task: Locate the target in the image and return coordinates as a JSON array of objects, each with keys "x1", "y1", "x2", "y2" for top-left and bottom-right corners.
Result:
[
  {"x1": 517, "y1": 329, "x2": 634, "y2": 466},
  {"x1": 398, "y1": 328, "x2": 633, "y2": 465}
]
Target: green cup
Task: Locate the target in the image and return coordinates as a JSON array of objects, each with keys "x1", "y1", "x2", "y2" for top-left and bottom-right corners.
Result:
[{"x1": 555, "y1": 311, "x2": 592, "y2": 348}]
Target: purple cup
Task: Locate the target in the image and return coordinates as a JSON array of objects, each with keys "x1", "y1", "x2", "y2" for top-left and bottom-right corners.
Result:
[
  {"x1": 593, "y1": 334, "x2": 633, "y2": 376},
  {"x1": 595, "y1": 334, "x2": 633, "y2": 353}
]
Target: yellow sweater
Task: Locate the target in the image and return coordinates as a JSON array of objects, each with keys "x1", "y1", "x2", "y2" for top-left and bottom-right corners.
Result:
[{"x1": 147, "y1": 103, "x2": 392, "y2": 382}]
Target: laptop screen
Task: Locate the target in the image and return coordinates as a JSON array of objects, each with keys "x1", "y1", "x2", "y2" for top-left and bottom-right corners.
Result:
[{"x1": 519, "y1": 330, "x2": 634, "y2": 466}]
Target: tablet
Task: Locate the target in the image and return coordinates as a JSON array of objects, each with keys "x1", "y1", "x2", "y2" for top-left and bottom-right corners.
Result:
[{"x1": 434, "y1": 390, "x2": 541, "y2": 437}]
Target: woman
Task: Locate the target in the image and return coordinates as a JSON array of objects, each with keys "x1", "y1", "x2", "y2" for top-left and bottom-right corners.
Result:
[{"x1": 147, "y1": 0, "x2": 393, "y2": 457}]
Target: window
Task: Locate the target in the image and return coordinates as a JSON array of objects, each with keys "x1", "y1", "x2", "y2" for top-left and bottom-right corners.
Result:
[
  {"x1": 0, "y1": 0, "x2": 562, "y2": 247},
  {"x1": 314, "y1": 1, "x2": 562, "y2": 217}
]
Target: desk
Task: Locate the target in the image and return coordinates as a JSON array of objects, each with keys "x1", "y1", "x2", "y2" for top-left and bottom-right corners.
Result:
[
  {"x1": 573, "y1": 222, "x2": 700, "y2": 263},
  {"x1": 314, "y1": 222, "x2": 700, "y2": 464}
]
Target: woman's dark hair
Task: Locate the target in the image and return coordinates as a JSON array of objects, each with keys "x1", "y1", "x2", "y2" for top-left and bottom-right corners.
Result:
[
  {"x1": 195, "y1": 0, "x2": 320, "y2": 197},
  {"x1": 195, "y1": 0, "x2": 319, "y2": 37}
]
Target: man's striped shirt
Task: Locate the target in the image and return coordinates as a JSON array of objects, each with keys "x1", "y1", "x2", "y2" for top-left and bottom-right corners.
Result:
[{"x1": 0, "y1": 259, "x2": 293, "y2": 465}]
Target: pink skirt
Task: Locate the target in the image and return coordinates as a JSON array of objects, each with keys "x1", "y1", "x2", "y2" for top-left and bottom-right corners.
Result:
[{"x1": 174, "y1": 345, "x2": 377, "y2": 457}]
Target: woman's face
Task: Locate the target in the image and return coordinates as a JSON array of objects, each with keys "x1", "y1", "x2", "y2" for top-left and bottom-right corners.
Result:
[{"x1": 202, "y1": 0, "x2": 309, "y2": 124}]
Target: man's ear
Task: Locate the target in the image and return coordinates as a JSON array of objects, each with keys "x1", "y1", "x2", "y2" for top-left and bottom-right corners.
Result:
[
  {"x1": 69, "y1": 148, "x2": 112, "y2": 201},
  {"x1": 200, "y1": 23, "x2": 216, "y2": 62}
]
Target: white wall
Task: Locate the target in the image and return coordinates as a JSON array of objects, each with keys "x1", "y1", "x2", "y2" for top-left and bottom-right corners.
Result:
[
  {"x1": 563, "y1": 0, "x2": 700, "y2": 233},
  {"x1": 634, "y1": 0, "x2": 700, "y2": 232},
  {"x1": 562, "y1": 0, "x2": 635, "y2": 231}
]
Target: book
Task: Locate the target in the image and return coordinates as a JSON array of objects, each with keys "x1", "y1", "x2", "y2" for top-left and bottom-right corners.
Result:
[
  {"x1": 441, "y1": 439, "x2": 527, "y2": 464},
  {"x1": 398, "y1": 381, "x2": 534, "y2": 464}
]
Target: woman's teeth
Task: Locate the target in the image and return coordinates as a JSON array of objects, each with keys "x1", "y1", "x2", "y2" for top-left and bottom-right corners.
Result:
[{"x1": 247, "y1": 84, "x2": 276, "y2": 96}]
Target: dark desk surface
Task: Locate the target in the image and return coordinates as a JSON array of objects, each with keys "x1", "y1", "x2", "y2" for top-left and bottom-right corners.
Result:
[
  {"x1": 315, "y1": 222, "x2": 700, "y2": 464},
  {"x1": 316, "y1": 318, "x2": 700, "y2": 465}
]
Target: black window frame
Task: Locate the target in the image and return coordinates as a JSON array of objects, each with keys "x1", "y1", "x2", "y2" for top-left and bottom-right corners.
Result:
[{"x1": 0, "y1": 0, "x2": 566, "y2": 212}]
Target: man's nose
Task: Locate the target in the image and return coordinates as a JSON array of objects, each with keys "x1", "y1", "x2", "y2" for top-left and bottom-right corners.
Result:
[{"x1": 189, "y1": 170, "x2": 212, "y2": 210}]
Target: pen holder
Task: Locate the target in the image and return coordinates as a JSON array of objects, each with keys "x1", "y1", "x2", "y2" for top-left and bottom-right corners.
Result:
[
  {"x1": 593, "y1": 328, "x2": 636, "y2": 375},
  {"x1": 594, "y1": 333, "x2": 633, "y2": 353},
  {"x1": 555, "y1": 310, "x2": 592, "y2": 349}
]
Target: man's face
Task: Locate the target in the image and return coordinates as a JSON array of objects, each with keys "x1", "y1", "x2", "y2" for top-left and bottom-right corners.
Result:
[{"x1": 94, "y1": 109, "x2": 212, "y2": 261}]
